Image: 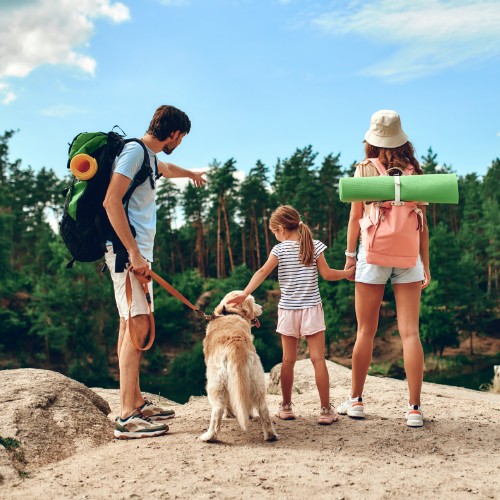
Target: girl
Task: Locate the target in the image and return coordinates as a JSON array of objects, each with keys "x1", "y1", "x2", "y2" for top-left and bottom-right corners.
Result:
[
  {"x1": 338, "y1": 110, "x2": 430, "y2": 427},
  {"x1": 228, "y1": 205, "x2": 355, "y2": 425}
]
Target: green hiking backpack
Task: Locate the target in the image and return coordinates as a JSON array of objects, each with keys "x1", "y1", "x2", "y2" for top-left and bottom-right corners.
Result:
[{"x1": 59, "y1": 129, "x2": 158, "y2": 270}]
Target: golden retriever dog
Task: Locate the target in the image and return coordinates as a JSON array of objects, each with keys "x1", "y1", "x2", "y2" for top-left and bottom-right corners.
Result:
[{"x1": 200, "y1": 291, "x2": 278, "y2": 443}]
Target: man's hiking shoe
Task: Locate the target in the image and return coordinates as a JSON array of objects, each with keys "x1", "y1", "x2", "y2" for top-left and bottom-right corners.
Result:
[
  {"x1": 405, "y1": 404, "x2": 424, "y2": 428},
  {"x1": 139, "y1": 399, "x2": 175, "y2": 421},
  {"x1": 275, "y1": 403, "x2": 295, "y2": 420},
  {"x1": 114, "y1": 410, "x2": 169, "y2": 439},
  {"x1": 336, "y1": 396, "x2": 365, "y2": 419},
  {"x1": 318, "y1": 405, "x2": 339, "y2": 425}
]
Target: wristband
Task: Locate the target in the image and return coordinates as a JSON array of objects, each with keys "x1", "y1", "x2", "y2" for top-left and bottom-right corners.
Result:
[{"x1": 345, "y1": 250, "x2": 356, "y2": 258}]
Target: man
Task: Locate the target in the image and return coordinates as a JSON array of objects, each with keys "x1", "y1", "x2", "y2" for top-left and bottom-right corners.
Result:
[{"x1": 103, "y1": 105, "x2": 206, "y2": 439}]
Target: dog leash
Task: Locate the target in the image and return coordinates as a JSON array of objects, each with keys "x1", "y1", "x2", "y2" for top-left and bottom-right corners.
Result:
[
  {"x1": 127, "y1": 268, "x2": 260, "y2": 350},
  {"x1": 146, "y1": 269, "x2": 212, "y2": 320},
  {"x1": 126, "y1": 268, "x2": 214, "y2": 350}
]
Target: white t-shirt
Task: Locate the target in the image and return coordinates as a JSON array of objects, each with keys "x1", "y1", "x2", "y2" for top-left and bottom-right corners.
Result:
[
  {"x1": 271, "y1": 239, "x2": 327, "y2": 310},
  {"x1": 110, "y1": 141, "x2": 158, "y2": 262}
]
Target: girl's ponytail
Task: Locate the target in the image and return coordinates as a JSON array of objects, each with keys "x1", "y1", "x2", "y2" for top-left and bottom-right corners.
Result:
[
  {"x1": 270, "y1": 205, "x2": 315, "y2": 266},
  {"x1": 298, "y1": 222, "x2": 314, "y2": 266}
]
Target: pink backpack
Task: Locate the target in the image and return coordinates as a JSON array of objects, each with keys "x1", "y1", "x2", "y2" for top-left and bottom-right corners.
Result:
[{"x1": 359, "y1": 158, "x2": 424, "y2": 268}]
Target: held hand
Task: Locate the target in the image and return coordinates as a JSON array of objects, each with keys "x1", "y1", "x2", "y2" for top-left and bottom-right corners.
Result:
[
  {"x1": 422, "y1": 268, "x2": 431, "y2": 290},
  {"x1": 226, "y1": 293, "x2": 248, "y2": 306},
  {"x1": 345, "y1": 264, "x2": 356, "y2": 279},
  {"x1": 128, "y1": 252, "x2": 150, "y2": 280},
  {"x1": 345, "y1": 257, "x2": 356, "y2": 281},
  {"x1": 190, "y1": 171, "x2": 207, "y2": 188}
]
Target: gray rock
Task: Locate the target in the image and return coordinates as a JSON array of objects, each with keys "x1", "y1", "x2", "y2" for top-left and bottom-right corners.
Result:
[
  {"x1": 0, "y1": 368, "x2": 113, "y2": 479},
  {"x1": 268, "y1": 359, "x2": 352, "y2": 395}
]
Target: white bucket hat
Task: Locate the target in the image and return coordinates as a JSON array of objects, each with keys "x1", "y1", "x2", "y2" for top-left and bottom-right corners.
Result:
[{"x1": 364, "y1": 110, "x2": 408, "y2": 148}]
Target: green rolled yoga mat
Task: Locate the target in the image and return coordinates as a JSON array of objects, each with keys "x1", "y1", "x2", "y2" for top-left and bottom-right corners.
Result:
[{"x1": 339, "y1": 173, "x2": 459, "y2": 204}]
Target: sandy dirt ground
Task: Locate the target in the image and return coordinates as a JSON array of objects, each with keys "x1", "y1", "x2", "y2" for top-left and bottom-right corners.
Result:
[{"x1": 3, "y1": 361, "x2": 500, "y2": 500}]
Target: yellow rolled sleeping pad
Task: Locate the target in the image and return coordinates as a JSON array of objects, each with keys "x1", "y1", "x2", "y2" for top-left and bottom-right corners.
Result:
[{"x1": 69, "y1": 153, "x2": 98, "y2": 180}]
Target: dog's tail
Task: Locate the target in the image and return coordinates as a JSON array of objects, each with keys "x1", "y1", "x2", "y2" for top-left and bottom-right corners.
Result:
[{"x1": 227, "y1": 347, "x2": 252, "y2": 432}]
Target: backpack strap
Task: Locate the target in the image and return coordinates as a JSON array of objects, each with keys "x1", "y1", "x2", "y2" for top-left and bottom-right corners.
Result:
[
  {"x1": 367, "y1": 158, "x2": 387, "y2": 176},
  {"x1": 113, "y1": 139, "x2": 158, "y2": 273},
  {"x1": 122, "y1": 139, "x2": 157, "y2": 204}
]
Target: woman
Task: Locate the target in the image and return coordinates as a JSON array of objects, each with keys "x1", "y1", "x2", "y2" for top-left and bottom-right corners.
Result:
[{"x1": 338, "y1": 110, "x2": 430, "y2": 427}]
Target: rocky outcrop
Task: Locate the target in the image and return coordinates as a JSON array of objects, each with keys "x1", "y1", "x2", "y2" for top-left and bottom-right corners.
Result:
[
  {"x1": 268, "y1": 358, "x2": 353, "y2": 395},
  {"x1": 1, "y1": 363, "x2": 499, "y2": 499},
  {"x1": 0, "y1": 368, "x2": 112, "y2": 483}
]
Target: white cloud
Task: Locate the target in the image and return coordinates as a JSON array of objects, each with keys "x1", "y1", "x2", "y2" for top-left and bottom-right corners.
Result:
[
  {"x1": 0, "y1": 82, "x2": 16, "y2": 104},
  {"x1": 0, "y1": 0, "x2": 130, "y2": 101},
  {"x1": 159, "y1": 0, "x2": 190, "y2": 6},
  {"x1": 40, "y1": 105, "x2": 87, "y2": 118},
  {"x1": 311, "y1": 0, "x2": 500, "y2": 81}
]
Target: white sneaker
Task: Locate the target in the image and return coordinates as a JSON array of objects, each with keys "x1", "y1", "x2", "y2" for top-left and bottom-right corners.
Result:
[
  {"x1": 336, "y1": 396, "x2": 365, "y2": 419},
  {"x1": 405, "y1": 404, "x2": 424, "y2": 427}
]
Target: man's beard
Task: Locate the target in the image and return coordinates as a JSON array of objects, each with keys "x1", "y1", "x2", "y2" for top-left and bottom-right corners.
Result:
[{"x1": 162, "y1": 145, "x2": 175, "y2": 155}]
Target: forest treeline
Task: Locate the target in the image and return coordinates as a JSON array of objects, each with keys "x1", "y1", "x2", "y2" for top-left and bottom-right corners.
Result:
[{"x1": 0, "y1": 130, "x2": 498, "y2": 402}]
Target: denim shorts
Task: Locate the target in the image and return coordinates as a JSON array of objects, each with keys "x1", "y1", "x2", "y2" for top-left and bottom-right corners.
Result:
[
  {"x1": 276, "y1": 304, "x2": 326, "y2": 338},
  {"x1": 355, "y1": 244, "x2": 424, "y2": 285}
]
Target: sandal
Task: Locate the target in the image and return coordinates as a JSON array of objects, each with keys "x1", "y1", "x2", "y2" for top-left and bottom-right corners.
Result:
[
  {"x1": 318, "y1": 405, "x2": 339, "y2": 425},
  {"x1": 275, "y1": 402, "x2": 295, "y2": 420}
]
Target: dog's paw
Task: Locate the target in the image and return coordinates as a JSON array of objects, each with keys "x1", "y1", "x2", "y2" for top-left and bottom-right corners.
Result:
[
  {"x1": 265, "y1": 433, "x2": 279, "y2": 442},
  {"x1": 199, "y1": 432, "x2": 218, "y2": 442}
]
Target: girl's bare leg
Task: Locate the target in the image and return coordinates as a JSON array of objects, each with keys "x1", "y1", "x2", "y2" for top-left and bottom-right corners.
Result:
[
  {"x1": 280, "y1": 335, "x2": 298, "y2": 404},
  {"x1": 306, "y1": 331, "x2": 330, "y2": 408}
]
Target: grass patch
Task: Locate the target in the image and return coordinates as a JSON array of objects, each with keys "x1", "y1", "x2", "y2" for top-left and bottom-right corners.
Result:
[
  {"x1": 425, "y1": 354, "x2": 473, "y2": 373},
  {"x1": 368, "y1": 362, "x2": 393, "y2": 376},
  {"x1": 369, "y1": 359, "x2": 406, "y2": 379},
  {"x1": 0, "y1": 437, "x2": 20, "y2": 450}
]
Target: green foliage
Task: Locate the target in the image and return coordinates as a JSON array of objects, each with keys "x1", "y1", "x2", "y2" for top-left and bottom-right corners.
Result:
[
  {"x1": 142, "y1": 342, "x2": 206, "y2": 403},
  {"x1": 420, "y1": 281, "x2": 460, "y2": 356},
  {"x1": 0, "y1": 129, "x2": 498, "y2": 402},
  {"x1": 0, "y1": 437, "x2": 21, "y2": 450}
]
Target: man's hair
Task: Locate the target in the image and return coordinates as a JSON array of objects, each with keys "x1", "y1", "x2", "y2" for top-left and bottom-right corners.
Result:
[{"x1": 147, "y1": 105, "x2": 191, "y2": 141}]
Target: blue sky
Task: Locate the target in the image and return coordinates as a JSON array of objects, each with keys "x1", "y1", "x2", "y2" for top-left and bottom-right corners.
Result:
[{"x1": 1, "y1": 0, "x2": 499, "y2": 182}]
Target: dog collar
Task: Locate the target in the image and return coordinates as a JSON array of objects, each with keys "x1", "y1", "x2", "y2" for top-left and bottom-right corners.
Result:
[{"x1": 209, "y1": 306, "x2": 261, "y2": 328}]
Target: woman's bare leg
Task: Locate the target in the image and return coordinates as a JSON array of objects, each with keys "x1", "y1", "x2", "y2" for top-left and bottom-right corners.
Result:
[
  {"x1": 351, "y1": 283, "x2": 385, "y2": 397},
  {"x1": 393, "y1": 282, "x2": 424, "y2": 406}
]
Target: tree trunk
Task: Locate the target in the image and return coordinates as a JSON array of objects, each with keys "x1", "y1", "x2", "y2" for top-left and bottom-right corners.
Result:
[
  {"x1": 177, "y1": 239, "x2": 185, "y2": 273},
  {"x1": 205, "y1": 220, "x2": 210, "y2": 277},
  {"x1": 241, "y1": 223, "x2": 246, "y2": 266},
  {"x1": 217, "y1": 201, "x2": 222, "y2": 279},
  {"x1": 249, "y1": 216, "x2": 256, "y2": 270},
  {"x1": 195, "y1": 218, "x2": 205, "y2": 276},
  {"x1": 469, "y1": 321, "x2": 474, "y2": 355},
  {"x1": 263, "y1": 209, "x2": 270, "y2": 256},
  {"x1": 253, "y1": 207, "x2": 261, "y2": 268},
  {"x1": 221, "y1": 196, "x2": 234, "y2": 273},
  {"x1": 328, "y1": 211, "x2": 333, "y2": 247},
  {"x1": 487, "y1": 263, "x2": 491, "y2": 298},
  {"x1": 221, "y1": 239, "x2": 226, "y2": 277}
]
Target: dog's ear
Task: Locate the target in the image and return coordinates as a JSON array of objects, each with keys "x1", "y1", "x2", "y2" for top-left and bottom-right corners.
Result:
[
  {"x1": 213, "y1": 302, "x2": 224, "y2": 315},
  {"x1": 240, "y1": 294, "x2": 255, "y2": 320}
]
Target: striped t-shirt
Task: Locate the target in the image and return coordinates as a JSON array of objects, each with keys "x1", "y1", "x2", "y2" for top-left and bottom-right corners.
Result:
[{"x1": 271, "y1": 240, "x2": 327, "y2": 310}]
